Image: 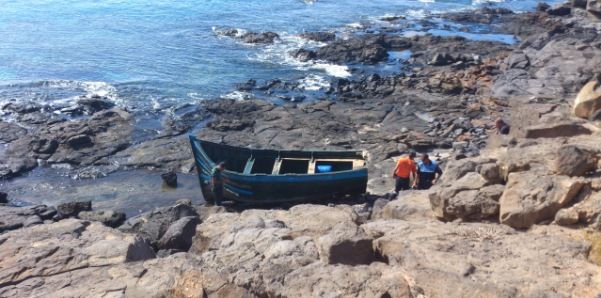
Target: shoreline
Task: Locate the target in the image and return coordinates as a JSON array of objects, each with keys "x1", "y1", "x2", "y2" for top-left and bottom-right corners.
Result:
[{"x1": 0, "y1": 4, "x2": 540, "y2": 209}]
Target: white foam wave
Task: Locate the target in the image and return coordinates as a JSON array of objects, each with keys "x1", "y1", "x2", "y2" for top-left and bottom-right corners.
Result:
[
  {"x1": 472, "y1": 0, "x2": 505, "y2": 4},
  {"x1": 297, "y1": 74, "x2": 330, "y2": 91},
  {"x1": 221, "y1": 91, "x2": 252, "y2": 101},
  {"x1": 212, "y1": 26, "x2": 248, "y2": 38},
  {"x1": 250, "y1": 32, "x2": 351, "y2": 78}
]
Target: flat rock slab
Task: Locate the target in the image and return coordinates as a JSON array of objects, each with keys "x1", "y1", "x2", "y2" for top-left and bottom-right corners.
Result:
[
  {"x1": 363, "y1": 219, "x2": 601, "y2": 297},
  {"x1": 0, "y1": 219, "x2": 155, "y2": 292}
]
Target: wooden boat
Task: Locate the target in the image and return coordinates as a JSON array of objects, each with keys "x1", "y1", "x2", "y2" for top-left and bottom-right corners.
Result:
[{"x1": 189, "y1": 136, "x2": 368, "y2": 204}]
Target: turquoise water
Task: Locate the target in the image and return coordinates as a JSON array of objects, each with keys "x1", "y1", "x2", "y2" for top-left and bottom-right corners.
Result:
[{"x1": 0, "y1": 0, "x2": 556, "y2": 111}]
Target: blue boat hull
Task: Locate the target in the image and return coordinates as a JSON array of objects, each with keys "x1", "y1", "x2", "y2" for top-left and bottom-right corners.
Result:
[{"x1": 189, "y1": 136, "x2": 368, "y2": 204}]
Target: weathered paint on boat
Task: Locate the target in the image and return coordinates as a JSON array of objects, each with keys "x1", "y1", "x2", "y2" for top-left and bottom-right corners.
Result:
[{"x1": 189, "y1": 136, "x2": 368, "y2": 204}]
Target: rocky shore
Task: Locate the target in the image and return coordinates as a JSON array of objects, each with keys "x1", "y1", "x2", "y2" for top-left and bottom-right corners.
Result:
[{"x1": 2, "y1": 1, "x2": 601, "y2": 297}]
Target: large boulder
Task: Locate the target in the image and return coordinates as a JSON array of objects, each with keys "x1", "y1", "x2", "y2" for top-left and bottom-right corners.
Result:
[
  {"x1": 574, "y1": 78, "x2": 601, "y2": 119},
  {"x1": 157, "y1": 216, "x2": 200, "y2": 251},
  {"x1": 119, "y1": 203, "x2": 199, "y2": 249},
  {"x1": 499, "y1": 172, "x2": 585, "y2": 229},
  {"x1": 374, "y1": 191, "x2": 434, "y2": 221},
  {"x1": 430, "y1": 172, "x2": 504, "y2": 221},
  {"x1": 430, "y1": 182, "x2": 504, "y2": 221},
  {"x1": 554, "y1": 145, "x2": 599, "y2": 177}
]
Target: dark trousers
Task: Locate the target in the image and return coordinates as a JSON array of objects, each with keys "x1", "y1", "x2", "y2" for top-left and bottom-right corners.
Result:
[
  {"x1": 395, "y1": 177, "x2": 411, "y2": 193},
  {"x1": 417, "y1": 180, "x2": 433, "y2": 190},
  {"x1": 212, "y1": 185, "x2": 223, "y2": 206}
]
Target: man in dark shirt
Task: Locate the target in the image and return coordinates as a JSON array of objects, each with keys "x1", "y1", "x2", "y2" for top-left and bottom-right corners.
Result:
[
  {"x1": 416, "y1": 154, "x2": 443, "y2": 190},
  {"x1": 211, "y1": 162, "x2": 225, "y2": 206}
]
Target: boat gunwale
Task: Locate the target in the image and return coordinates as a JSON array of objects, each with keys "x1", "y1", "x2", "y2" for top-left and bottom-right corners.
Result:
[{"x1": 190, "y1": 135, "x2": 368, "y2": 178}]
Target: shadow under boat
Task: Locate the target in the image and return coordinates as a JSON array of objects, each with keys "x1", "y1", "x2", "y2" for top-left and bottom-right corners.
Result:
[{"x1": 189, "y1": 136, "x2": 368, "y2": 205}]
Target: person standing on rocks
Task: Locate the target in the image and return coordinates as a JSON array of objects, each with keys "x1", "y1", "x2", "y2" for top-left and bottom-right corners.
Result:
[
  {"x1": 393, "y1": 151, "x2": 417, "y2": 193},
  {"x1": 415, "y1": 153, "x2": 443, "y2": 190},
  {"x1": 495, "y1": 118, "x2": 510, "y2": 135},
  {"x1": 211, "y1": 162, "x2": 226, "y2": 206}
]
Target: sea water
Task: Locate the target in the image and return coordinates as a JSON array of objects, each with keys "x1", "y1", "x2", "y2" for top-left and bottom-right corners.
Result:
[{"x1": 0, "y1": 0, "x2": 559, "y2": 113}]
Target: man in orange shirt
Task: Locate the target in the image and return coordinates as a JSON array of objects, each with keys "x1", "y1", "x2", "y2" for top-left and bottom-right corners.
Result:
[{"x1": 393, "y1": 151, "x2": 417, "y2": 193}]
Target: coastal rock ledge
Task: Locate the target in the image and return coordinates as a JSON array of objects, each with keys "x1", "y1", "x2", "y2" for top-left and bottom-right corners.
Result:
[{"x1": 1, "y1": 202, "x2": 601, "y2": 297}]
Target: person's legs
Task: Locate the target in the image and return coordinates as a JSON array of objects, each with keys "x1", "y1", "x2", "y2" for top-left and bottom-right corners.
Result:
[
  {"x1": 395, "y1": 177, "x2": 409, "y2": 192},
  {"x1": 212, "y1": 186, "x2": 223, "y2": 206}
]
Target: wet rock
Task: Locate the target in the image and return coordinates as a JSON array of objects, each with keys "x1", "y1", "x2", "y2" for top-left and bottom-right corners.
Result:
[
  {"x1": 76, "y1": 97, "x2": 115, "y2": 114},
  {"x1": 1, "y1": 102, "x2": 41, "y2": 114},
  {"x1": 235, "y1": 79, "x2": 256, "y2": 91},
  {"x1": 315, "y1": 35, "x2": 388, "y2": 64},
  {"x1": 289, "y1": 48, "x2": 316, "y2": 62},
  {"x1": 23, "y1": 215, "x2": 43, "y2": 227},
  {"x1": 105, "y1": 137, "x2": 194, "y2": 173},
  {"x1": 299, "y1": 31, "x2": 336, "y2": 42},
  {"x1": 161, "y1": 171, "x2": 178, "y2": 188},
  {"x1": 546, "y1": 5, "x2": 571, "y2": 16},
  {"x1": 499, "y1": 172, "x2": 585, "y2": 229},
  {"x1": 241, "y1": 31, "x2": 279, "y2": 44},
  {"x1": 56, "y1": 200, "x2": 92, "y2": 219},
  {"x1": 119, "y1": 203, "x2": 199, "y2": 250},
  {"x1": 157, "y1": 216, "x2": 200, "y2": 251},
  {"x1": 66, "y1": 134, "x2": 94, "y2": 149},
  {"x1": 0, "y1": 157, "x2": 37, "y2": 180},
  {"x1": 5, "y1": 108, "x2": 132, "y2": 169},
  {"x1": 32, "y1": 138, "x2": 59, "y2": 154},
  {"x1": 380, "y1": 15, "x2": 406, "y2": 22},
  {"x1": 78, "y1": 210, "x2": 126, "y2": 228},
  {"x1": 0, "y1": 122, "x2": 26, "y2": 144},
  {"x1": 429, "y1": 52, "x2": 455, "y2": 66},
  {"x1": 0, "y1": 192, "x2": 7, "y2": 204},
  {"x1": 537, "y1": 2, "x2": 551, "y2": 11},
  {"x1": 573, "y1": 78, "x2": 601, "y2": 120},
  {"x1": 554, "y1": 145, "x2": 598, "y2": 177}
]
